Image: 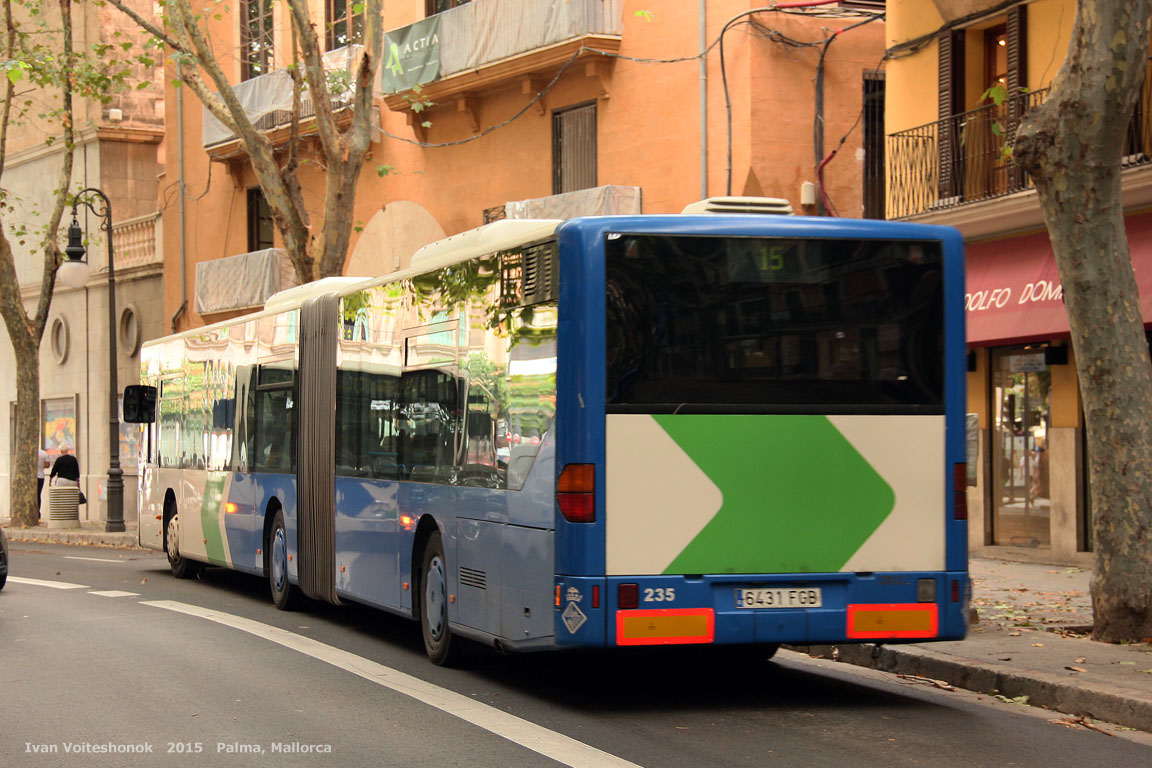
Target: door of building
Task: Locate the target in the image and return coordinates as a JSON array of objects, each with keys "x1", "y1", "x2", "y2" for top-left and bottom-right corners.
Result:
[{"x1": 990, "y1": 347, "x2": 1052, "y2": 547}]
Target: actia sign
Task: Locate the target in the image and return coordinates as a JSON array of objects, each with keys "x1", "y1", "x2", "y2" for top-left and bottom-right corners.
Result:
[{"x1": 380, "y1": 16, "x2": 441, "y2": 94}]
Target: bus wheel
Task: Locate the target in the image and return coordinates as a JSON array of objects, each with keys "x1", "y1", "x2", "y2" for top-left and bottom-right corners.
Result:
[
  {"x1": 420, "y1": 532, "x2": 460, "y2": 666},
  {"x1": 269, "y1": 510, "x2": 302, "y2": 611},
  {"x1": 166, "y1": 509, "x2": 200, "y2": 580}
]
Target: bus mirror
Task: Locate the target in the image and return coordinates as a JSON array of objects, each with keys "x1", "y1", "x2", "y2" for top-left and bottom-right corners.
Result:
[{"x1": 124, "y1": 385, "x2": 157, "y2": 423}]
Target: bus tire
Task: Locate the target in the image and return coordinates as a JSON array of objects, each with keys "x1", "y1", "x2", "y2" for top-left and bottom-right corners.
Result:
[
  {"x1": 166, "y1": 507, "x2": 200, "y2": 580},
  {"x1": 269, "y1": 510, "x2": 303, "y2": 611},
  {"x1": 420, "y1": 531, "x2": 460, "y2": 666}
]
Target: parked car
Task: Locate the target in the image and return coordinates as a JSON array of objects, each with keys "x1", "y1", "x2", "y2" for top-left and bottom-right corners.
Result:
[{"x1": 0, "y1": 525, "x2": 8, "y2": 590}]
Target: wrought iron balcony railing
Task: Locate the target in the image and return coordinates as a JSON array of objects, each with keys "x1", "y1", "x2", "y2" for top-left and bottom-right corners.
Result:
[
  {"x1": 888, "y1": 60, "x2": 1152, "y2": 220},
  {"x1": 887, "y1": 88, "x2": 1047, "y2": 219}
]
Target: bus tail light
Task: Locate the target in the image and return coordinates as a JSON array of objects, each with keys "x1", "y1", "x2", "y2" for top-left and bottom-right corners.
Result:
[
  {"x1": 558, "y1": 464, "x2": 595, "y2": 523},
  {"x1": 953, "y1": 463, "x2": 968, "y2": 520},
  {"x1": 618, "y1": 583, "x2": 639, "y2": 609}
]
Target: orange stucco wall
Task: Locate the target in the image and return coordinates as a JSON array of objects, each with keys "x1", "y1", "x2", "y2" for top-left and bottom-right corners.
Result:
[{"x1": 161, "y1": 0, "x2": 886, "y2": 331}]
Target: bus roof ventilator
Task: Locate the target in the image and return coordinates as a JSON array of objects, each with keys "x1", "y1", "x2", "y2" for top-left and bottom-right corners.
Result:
[{"x1": 681, "y1": 196, "x2": 793, "y2": 215}]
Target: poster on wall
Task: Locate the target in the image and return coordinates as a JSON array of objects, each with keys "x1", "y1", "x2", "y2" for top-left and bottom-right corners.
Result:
[{"x1": 42, "y1": 396, "x2": 77, "y2": 459}]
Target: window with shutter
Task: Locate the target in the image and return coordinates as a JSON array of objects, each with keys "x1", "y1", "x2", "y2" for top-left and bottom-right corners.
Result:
[{"x1": 553, "y1": 103, "x2": 598, "y2": 195}]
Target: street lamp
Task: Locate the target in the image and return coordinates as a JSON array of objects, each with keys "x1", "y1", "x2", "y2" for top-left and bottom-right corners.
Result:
[{"x1": 59, "y1": 188, "x2": 124, "y2": 533}]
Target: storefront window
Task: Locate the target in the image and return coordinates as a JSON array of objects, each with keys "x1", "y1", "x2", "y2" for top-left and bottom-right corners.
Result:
[{"x1": 991, "y1": 347, "x2": 1052, "y2": 547}]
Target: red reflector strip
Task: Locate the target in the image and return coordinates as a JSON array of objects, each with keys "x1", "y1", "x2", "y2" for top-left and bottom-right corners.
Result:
[
  {"x1": 953, "y1": 463, "x2": 968, "y2": 520},
  {"x1": 846, "y1": 603, "x2": 939, "y2": 639},
  {"x1": 616, "y1": 609, "x2": 715, "y2": 646}
]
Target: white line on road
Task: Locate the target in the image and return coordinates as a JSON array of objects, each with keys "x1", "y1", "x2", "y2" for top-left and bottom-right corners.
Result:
[
  {"x1": 88, "y1": 590, "x2": 141, "y2": 598},
  {"x1": 64, "y1": 556, "x2": 127, "y2": 563},
  {"x1": 7, "y1": 576, "x2": 90, "y2": 589},
  {"x1": 142, "y1": 600, "x2": 643, "y2": 768}
]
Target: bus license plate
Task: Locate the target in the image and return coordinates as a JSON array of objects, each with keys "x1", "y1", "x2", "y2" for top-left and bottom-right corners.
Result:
[{"x1": 735, "y1": 587, "x2": 823, "y2": 609}]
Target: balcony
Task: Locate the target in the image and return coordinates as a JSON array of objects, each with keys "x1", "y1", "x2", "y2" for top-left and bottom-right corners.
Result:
[
  {"x1": 380, "y1": 0, "x2": 623, "y2": 121},
  {"x1": 112, "y1": 212, "x2": 162, "y2": 269},
  {"x1": 888, "y1": 63, "x2": 1152, "y2": 222},
  {"x1": 203, "y1": 46, "x2": 361, "y2": 157},
  {"x1": 195, "y1": 248, "x2": 298, "y2": 315}
]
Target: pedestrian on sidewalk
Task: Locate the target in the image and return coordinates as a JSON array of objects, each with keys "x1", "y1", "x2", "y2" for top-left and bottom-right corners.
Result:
[
  {"x1": 50, "y1": 448, "x2": 85, "y2": 504},
  {"x1": 36, "y1": 445, "x2": 50, "y2": 521}
]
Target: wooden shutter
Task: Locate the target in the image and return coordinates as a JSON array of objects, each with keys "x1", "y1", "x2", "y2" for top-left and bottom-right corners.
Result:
[
  {"x1": 1006, "y1": 5, "x2": 1027, "y2": 187},
  {"x1": 938, "y1": 30, "x2": 965, "y2": 199}
]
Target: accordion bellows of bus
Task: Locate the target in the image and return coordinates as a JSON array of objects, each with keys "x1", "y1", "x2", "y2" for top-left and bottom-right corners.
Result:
[{"x1": 124, "y1": 200, "x2": 969, "y2": 665}]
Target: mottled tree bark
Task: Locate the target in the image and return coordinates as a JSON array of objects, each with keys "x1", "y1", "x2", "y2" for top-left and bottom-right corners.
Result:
[
  {"x1": 0, "y1": 0, "x2": 75, "y2": 528},
  {"x1": 1014, "y1": 0, "x2": 1152, "y2": 643},
  {"x1": 107, "y1": 0, "x2": 383, "y2": 288}
]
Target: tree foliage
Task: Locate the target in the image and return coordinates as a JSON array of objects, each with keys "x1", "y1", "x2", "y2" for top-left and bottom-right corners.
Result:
[
  {"x1": 1013, "y1": 0, "x2": 1152, "y2": 643},
  {"x1": 106, "y1": 0, "x2": 384, "y2": 285}
]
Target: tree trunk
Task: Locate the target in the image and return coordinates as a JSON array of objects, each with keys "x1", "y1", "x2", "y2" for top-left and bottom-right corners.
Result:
[{"x1": 1013, "y1": 0, "x2": 1152, "y2": 643}]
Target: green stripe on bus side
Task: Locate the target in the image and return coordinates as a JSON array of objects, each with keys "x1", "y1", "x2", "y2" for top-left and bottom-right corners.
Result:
[
  {"x1": 653, "y1": 414, "x2": 896, "y2": 575},
  {"x1": 201, "y1": 474, "x2": 228, "y2": 566}
]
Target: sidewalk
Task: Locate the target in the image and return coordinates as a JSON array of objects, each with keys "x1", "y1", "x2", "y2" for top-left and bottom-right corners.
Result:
[
  {"x1": 793, "y1": 558, "x2": 1152, "y2": 733},
  {"x1": 3, "y1": 517, "x2": 1150, "y2": 731},
  {"x1": 1, "y1": 516, "x2": 143, "y2": 549}
]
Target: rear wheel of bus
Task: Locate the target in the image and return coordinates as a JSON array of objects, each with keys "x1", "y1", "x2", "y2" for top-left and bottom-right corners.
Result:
[{"x1": 420, "y1": 531, "x2": 460, "y2": 666}]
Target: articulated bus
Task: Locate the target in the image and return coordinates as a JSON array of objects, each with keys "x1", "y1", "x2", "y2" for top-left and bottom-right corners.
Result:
[{"x1": 125, "y1": 204, "x2": 969, "y2": 665}]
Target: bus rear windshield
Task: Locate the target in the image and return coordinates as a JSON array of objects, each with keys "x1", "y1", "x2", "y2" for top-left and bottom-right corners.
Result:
[{"x1": 605, "y1": 234, "x2": 944, "y2": 413}]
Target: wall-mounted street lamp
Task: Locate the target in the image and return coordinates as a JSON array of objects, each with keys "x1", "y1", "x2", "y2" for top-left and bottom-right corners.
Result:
[{"x1": 58, "y1": 188, "x2": 124, "y2": 533}]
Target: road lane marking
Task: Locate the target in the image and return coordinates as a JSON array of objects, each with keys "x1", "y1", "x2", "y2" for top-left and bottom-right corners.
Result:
[
  {"x1": 142, "y1": 600, "x2": 643, "y2": 768},
  {"x1": 64, "y1": 556, "x2": 127, "y2": 563},
  {"x1": 88, "y1": 590, "x2": 141, "y2": 597},
  {"x1": 7, "y1": 576, "x2": 89, "y2": 589}
]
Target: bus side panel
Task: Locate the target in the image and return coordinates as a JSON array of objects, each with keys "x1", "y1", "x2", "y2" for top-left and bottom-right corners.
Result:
[
  {"x1": 335, "y1": 476, "x2": 401, "y2": 609},
  {"x1": 253, "y1": 474, "x2": 299, "y2": 584},
  {"x1": 137, "y1": 463, "x2": 167, "y2": 552},
  {"x1": 554, "y1": 222, "x2": 608, "y2": 578},
  {"x1": 943, "y1": 227, "x2": 969, "y2": 574},
  {"x1": 397, "y1": 482, "x2": 456, "y2": 617},
  {"x1": 224, "y1": 471, "x2": 262, "y2": 576}
]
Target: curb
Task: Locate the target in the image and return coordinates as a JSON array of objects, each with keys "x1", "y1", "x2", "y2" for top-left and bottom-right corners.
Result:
[
  {"x1": 4, "y1": 528, "x2": 145, "y2": 550},
  {"x1": 788, "y1": 643, "x2": 1152, "y2": 733}
]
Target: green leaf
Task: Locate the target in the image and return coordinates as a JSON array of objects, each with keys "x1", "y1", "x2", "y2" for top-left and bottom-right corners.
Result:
[
  {"x1": 376, "y1": 164, "x2": 394, "y2": 177},
  {"x1": 421, "y1": 120, "x2": 432, "y2": 128},
  {"x1": 981, "y1": 83, "x2": 1008, "y2": 106},
  {"x1": 635, "y1": 9, "x2": 653, "y2": 21}
]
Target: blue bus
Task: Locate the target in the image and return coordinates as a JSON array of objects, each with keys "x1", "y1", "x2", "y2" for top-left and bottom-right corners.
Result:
[{"x1": 126, "y1": 202, "x2": 969, "y2": 664}]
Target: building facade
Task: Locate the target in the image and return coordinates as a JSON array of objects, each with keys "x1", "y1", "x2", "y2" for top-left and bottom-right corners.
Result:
[
  {"x1": 161, "y1": 0, "x2": 887, "y2": 333},
  {"x1": 886, "y1": 0, "x2": 1152, "y2": 565},
  {"x1": 0, "y1": 0, "x2": 164, "y2": 524}
]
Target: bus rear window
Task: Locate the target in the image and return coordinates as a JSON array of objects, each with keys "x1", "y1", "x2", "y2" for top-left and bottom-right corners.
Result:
[{"x1": 605, "y1": 234, "x2": 944, "y2": 412}]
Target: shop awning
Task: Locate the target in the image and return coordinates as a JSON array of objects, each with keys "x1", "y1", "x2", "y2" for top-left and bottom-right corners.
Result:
[{"x1": 965, "y1": 210, "x2": 1152, "y2": 345}]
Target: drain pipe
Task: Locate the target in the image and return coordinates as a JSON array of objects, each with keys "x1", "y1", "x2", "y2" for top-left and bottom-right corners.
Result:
[
  {"x1": 699, "y1": 0, "x2": 708, "y2": 200},
  {"x1": 170, "y1": 85, "x2": 188, "y2": 332}
]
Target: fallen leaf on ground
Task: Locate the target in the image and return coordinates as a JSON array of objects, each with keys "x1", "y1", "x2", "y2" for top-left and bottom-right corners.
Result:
[
  {"x1": 1031, "y1": 643, "x2": 1045, "y2": 647},
  {"x1": 1051, "y1": 715, "x2": 1114, "y2": 736},
  {"x1": 1064, "y1": 666, "x2": 1086, "y2": 673},
  {"x1": 897, "y1": 674, "x2": 956, "y2": 692}
]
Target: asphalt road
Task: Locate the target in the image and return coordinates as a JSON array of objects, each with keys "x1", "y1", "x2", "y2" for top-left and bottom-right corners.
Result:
[{"x1": 2, "y1": 541, "x2": 1151, "y2": 768}]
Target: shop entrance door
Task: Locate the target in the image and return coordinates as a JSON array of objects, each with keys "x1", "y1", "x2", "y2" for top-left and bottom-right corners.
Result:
[{"x1": 991, "y1": 347, "x2": 1052, "y2": 547}]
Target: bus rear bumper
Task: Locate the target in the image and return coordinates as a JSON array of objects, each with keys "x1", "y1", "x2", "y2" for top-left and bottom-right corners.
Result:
[{"x1": 554, "y1": 572, "x2": 970, "y2": 648}]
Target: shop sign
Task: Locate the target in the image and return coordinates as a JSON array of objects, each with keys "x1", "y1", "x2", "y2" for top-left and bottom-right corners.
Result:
[{"x1": 1009, "y1": 353, "x2": 1046, "y2": 373}]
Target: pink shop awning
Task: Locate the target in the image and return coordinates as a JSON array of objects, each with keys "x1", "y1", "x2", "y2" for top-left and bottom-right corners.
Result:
[{"x1": 964, "y1": 211, "x2": 1152, "y2": 345}]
